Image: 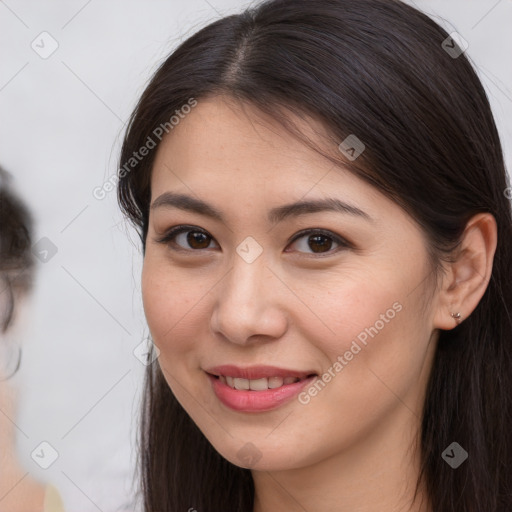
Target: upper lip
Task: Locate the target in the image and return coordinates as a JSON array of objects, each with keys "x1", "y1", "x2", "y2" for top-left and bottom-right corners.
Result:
[{"x1": 205, "y1": 365, "x2": 317, "y2": 380}]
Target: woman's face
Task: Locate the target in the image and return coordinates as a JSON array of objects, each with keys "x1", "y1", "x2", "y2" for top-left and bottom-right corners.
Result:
[{"x1": 142, "y1": 96, "x2": 439, "y2": 471}]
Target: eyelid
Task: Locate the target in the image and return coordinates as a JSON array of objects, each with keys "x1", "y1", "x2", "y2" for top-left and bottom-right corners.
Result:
[{"x1": 155, "y1": 225, "x2": 352, "y2": 255}]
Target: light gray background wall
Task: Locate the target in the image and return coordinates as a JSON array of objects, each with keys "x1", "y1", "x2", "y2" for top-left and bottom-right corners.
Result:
[{"x1": 1, "y1": 1, "x2": 511, "y2": 511}]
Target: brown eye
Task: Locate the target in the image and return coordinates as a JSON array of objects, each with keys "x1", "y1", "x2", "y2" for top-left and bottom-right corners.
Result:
[
  {"x1": 307, "y1": 234, "x2": 333, "y2": 253},
  {"x1": 287, "y1": 229, "x2": 350, "y2": 256},
  {"x1": 185, "y1": 231, "x2": 211, "y2": 249},
  {"x1": 156, "y1": 226, "x2": 218, "y2": 251}
]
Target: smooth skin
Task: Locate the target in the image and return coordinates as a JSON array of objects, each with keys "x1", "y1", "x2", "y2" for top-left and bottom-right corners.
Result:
[{"x1": 141, "y1": 95, "x2": 497, "y2": 512}]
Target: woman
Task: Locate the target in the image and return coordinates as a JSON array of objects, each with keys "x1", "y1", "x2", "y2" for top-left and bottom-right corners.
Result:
[
  {"x1": 0, "y1": 167, "x2": 65, "y2": 512},
  {"x1": 117, "y1": 0, "x2": 512, "y2": 510}
]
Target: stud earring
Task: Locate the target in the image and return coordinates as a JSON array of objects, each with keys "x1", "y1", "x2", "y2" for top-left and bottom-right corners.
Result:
[{"x1": 450, "y1": 311, "x2": 462, "y2": 325}]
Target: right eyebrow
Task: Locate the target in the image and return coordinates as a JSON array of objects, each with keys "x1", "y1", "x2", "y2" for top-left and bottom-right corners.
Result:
[{"x1": 151, "y1": 192, "x2": 225, "y2": 222}]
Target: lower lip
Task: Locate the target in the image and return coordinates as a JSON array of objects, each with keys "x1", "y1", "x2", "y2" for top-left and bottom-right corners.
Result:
[{"x1": 206, "y1": 372, "x2": 317, "y2": 412}]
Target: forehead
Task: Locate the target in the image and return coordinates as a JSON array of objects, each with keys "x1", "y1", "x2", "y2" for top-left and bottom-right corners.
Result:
[
  {"x1": 155, "y1": 97, "x2": 329, "y2": 168},
  {"x1": 150, "y1": 96, "x2": 372, "y2": 199}
]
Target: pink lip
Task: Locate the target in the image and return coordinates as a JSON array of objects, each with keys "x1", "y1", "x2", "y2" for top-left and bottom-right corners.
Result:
[
  {"x1": 205, "y1": 366, "x2": 317, "y2": 412},
  {"x1": 205, "y1": 364, "x2": 316, "y2": 380}
]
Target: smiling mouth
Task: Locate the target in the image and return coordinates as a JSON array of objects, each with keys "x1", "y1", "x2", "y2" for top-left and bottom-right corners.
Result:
[{"x1": 208, "y1": 373, "x2": 317, "y2": 391}]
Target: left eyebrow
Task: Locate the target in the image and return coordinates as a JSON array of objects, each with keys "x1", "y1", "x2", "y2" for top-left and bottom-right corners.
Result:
[
  {"x1": 150, "y1": 192, "x2": 373, "y2": 224},
  {"x1": 268, "y1": 197, "x2": 373, "y2": 224}
]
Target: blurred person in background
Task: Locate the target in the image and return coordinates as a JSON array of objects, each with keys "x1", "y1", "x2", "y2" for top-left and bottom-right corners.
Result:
[{"x1": 0, "y1": 166, "x2": 64, "y2": 512}]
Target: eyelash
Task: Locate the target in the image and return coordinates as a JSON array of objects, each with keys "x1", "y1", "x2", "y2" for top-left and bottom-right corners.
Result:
[{"x1": 155, "y1": 225, "x2": 352, "y2": 257}]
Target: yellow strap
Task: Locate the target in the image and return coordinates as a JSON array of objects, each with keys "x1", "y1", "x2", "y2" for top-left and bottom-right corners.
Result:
[{"x1": 43, "y1": 484, "x2": 65, "y2": 512}]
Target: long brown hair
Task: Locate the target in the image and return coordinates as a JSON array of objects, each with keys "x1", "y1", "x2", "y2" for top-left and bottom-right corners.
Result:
[{"x1": 117, "y1": 0, "x2": 512, "y2": 510}]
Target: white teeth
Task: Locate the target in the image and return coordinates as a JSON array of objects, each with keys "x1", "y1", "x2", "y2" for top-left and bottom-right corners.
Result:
[
  {"x1": 249, "y1": 378, "x2": 268, "y2": 391},
  {"x1": 268, "y1": 376, "x2": 284, "y2": 389},
  {"x1": 233, "y1": 377, "x2": 250, "y2": 390},
  {"x1": 221, "y1": 375, "x2": 301, "y2": 391}
]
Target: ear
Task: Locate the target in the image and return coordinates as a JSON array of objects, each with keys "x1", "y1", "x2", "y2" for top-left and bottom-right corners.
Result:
[{"x1": 433, "y1": 213, "x2": 497, "y2": 330}]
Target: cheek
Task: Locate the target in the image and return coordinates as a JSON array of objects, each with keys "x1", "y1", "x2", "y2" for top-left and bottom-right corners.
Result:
[
  {"x1": 298, "y1": 259, "x2": 430, "y2": 394},
  {"x1": 141, "y1": 255, "x2": 206, "y2": 355},
  {"x1": 141, "y1": 256, "x2": 215, "y2": 413},
  {"x1": 311, "y1": 275, "x2": 431, "y2": 414},
  {"x1": 295, "y1": 265, "x2": 407, "y2": 357}
]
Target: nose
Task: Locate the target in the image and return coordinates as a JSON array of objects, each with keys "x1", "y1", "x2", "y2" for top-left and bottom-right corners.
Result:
[{"x1": 210, "y1": 254, "x2": 289, "y2": 346}]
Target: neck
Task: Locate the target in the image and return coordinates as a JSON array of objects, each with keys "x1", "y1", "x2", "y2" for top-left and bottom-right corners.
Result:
[{"x1": 252, "y1": 406, "x2": 431, "y2": 512}]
